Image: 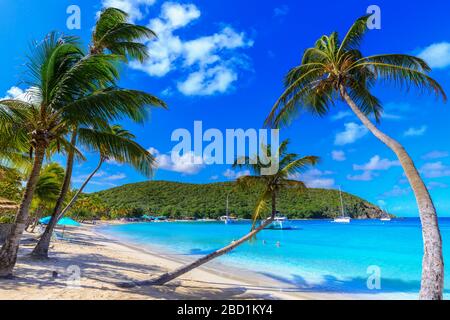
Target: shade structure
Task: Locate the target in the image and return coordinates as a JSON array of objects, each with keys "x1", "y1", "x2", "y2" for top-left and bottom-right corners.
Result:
[{"x1": 39, "y1": 216, "x2": 81, "y2": 226}]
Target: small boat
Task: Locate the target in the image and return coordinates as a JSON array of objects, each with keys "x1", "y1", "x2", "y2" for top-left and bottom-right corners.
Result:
[
  {"x1": 265, "y1": 215, "x2": 293, "y2": 230},
  {"x1": 221, "y1": 194, "x2": 236, "y2": 224},
  {"x1": 379, "y1": 207, "x2": 391, "y2": 221},
  {"x1": 333, "y1": 187, "x2": 351, "y2": 223}
]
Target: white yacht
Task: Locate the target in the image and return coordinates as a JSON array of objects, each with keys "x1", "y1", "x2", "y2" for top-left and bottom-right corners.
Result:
[
  {"x1": 265, "y1": 215, "x2": 292, "y2": 230},
  {"x1": 333, "y1": 187, "x2": 351, "y2": 223},
  {"x1": 221, "y1": 194, "x2": 235, "y2": 224}
]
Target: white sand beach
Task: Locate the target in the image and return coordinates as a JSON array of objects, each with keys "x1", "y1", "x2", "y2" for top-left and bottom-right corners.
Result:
[{"x1": 0, "y1": 223, "x2": 366, "y2": 300}]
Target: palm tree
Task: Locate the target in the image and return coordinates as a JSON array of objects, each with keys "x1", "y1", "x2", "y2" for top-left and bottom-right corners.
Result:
[
  {"x1": 90, "y1": 7, "x2": 155, "y2": 60},
  {"x1": 0, "y1": 33, "x2": 163, "y2": 277},
  {"x1": 118, "y1": 140, "x2": 318, "y2": 288},
  {"x1": 265, "y1": 16, "x2": 447, "y2": 299},
  {"x1": 31, "y1": 124, "x2": 156, "y2": 256},
  {"x1": 28, "y1": 163, "x2": 65, "y2": 233},
  {"x1": 31, "y1": 7, "x2": 159, "y2": 258}
]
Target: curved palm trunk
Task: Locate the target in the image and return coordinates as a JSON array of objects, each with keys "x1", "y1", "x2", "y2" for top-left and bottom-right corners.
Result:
[
  {"x1": 341, "y1": 87, "x2": 444, "y2": 300},
  {"x1": 57, "y1": 157, "x2": 104, "y2": 221},
  {"x1": 31, "y1": 129, "x2": 78, "y2": 258},
  {"x1": 29, "y1": 206, "x2": 44, "y2": 233},
  {"x1": 0, "y1": 145, "x2": 46, "y2": 277},
  {"x1": 118, "y1": 194, "x2": 277, "y2": 288}
]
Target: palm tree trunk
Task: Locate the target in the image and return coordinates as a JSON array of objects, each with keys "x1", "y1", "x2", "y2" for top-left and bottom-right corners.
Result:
[
  {"x1": 31, "y1": 129, "x2": 78, "y2": 258},
  {"x1": 57, "y1": 157, "x2": 104, "y2": 221},
  {"x1": 340, "y1": 86, "x2": 444, "y2": 300},
  {"x1": 29, "y1": 206, "x2": 44, "y2": 233},
  {"x1": 0, "y1": 145, "x2": 46, "y2": 277},
  {"x1": 118, "y1": 194, "x2": 278, "y2": 288}
]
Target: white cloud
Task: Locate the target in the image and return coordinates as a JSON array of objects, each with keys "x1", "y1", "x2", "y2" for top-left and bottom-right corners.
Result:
[
  {"x1": 101, "y1": 0, "x2": 156, "y2": 22},
  {"x1": 273, "y1": 5, "x2": 289, "y2": 17},
  {"x1": 127, "y1": 2, "x2": 253, "y2": 96},
  {"x1": 347, "y1": 171, "x2": 376, "y2": 181},
  {"x1": 103, "y1": 173, "x2": 127, "y2": 181},
  {"x1": 72, "y1": 170, "x2": 122, "y2": 188},
  {"x1": 428, "y1": 181, "x2": 448, "y2": 190},
  {"x1": 178, "y1": 66, "x2": 237, "y2": 96},
  {"x1": 422, "y1": 150, "x2": 448, "y2": 160},
  {"x1": 334, "y1": 122, "x2": 368, "y2": 145},
  {"x1": 418, "y1": 42, "x2": 450, "y2": 69},
  {"x1": 348, "y1": 155, "x2": 400, "y2": 181},
  {"x1": 290, "y1": 169, "x2": 335, "y2": 189},
  {"x1": 353, "y1": 155, "x2": 400, "y2": 171},
  {"x1": 223, "y1": 169, "x2": 250, "y2": 180},
  {"x1": 330, "y1": 111, "x2": 352, "y2": 121},
  {"x1": 150, "y1": 147, "x2": 204, "y2": 175},
  {"x1": 210, "y1": 175, "x2": 219, "y2": 180},
  {"x1": 382, "y1": 185, "x2": 411, "y2": 198},
  {"x1": 331, "y1": 150, "x2": 346, "y2": 161},
  {"x1": 1, "y1": 86, "x2": 39, "y2": 103},
  {"x1": 420, "y1": 161, "x2": 450, "y2": 178},
  {"x1": 404, "y1": 125, "x2": 427, "y2": 137}
]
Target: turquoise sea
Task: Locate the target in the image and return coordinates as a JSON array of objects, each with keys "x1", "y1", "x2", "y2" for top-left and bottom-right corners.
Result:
[{"x1": 99, "y1": 218, "x2": 450, "y2": 298}]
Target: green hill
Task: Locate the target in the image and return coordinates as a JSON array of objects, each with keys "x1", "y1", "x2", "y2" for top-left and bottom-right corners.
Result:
[{"x1": 90, "y1": 180, "x2": 386, "y2": 220}]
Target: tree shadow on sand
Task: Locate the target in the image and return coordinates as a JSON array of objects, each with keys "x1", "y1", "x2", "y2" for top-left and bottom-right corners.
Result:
[{"x1": 258, "y1": 272, "x2": 450, "y2": 295}]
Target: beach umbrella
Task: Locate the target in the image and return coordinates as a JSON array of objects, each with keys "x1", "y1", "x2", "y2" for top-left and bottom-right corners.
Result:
[
  {"x1": 39, "y1": 216, "x2": 80, "y2": 239},
  {"x1": 39, "y1": 216, "x2": 80, "y2": 226}
]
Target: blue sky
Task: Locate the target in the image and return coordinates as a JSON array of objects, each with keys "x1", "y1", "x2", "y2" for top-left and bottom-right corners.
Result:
[{"x1": 1, "y1": 0, "x2": 450, "y2": 217}]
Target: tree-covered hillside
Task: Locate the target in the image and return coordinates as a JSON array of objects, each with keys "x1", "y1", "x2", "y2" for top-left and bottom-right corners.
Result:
[{"x1": 91, "y1": 180, "x2": 386, "y2": 219}]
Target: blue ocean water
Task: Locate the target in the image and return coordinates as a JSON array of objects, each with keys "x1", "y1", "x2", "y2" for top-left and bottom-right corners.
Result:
[{"x1": 99, "y1": 218, "x2": 450, "y2": 298}]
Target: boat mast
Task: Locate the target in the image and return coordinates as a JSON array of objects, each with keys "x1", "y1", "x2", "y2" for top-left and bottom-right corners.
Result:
[
  {"x1": 339, "y1": 187, "x2": 345, "y2": 217},
  {"x1": 226, "y1": 194, "x2": 229, "y2": 219}
]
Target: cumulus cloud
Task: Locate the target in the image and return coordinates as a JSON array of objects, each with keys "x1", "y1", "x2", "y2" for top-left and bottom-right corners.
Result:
[
  {"x1": 72, "y1": 170, "x2": 124, "y2": 188},
  {"x1": 348, "y1": 155, "x2": 400, "y2": 181},
  {"x1": 418, "y1": 42, "x2": 450, "y2": 69},
  {"x1": 404, "y1": 125, "x2": 427, "y2": 137},
  {"x1": 1, "y1": 86, "x2": 39, "y2": 103},
  {"x1": 123, "y1": 2, "x2": 253, "y2": 96},
  {"x1": 422, "y1": 150, "x2": 449, "y2": 160},
  {"x1": 353, "y1": 155, "x2": 400, "y2": 171},
  {"x1": 101, "y1": 0, "x2": 156, "y2": 22},
  {"x1": 331, "y1": 150, "x2": 346, "y2": 161},
  {"x1": 428, "y1": 181, "x2": 448, "y2": 190},
  {"x1": 223, "y1": 169, "x2": 250, "y2": 180},
  {"x1": 290, "y1": 169, "x2": 335, "y2": 189},
  {"x1": 330, "y1": 111, "x2": 352, "y2": 121},
  {"x1": 381, "y1": 185, "x2": 411, "y2": 198},
  {"x1": 149, "y1": 147, "x2": 204, "y2": 175},
  {"x1": 273, "y1": 5, "x2": 289, "y2": 17},
  {"x1": 334, "y1": 122, "x2": 368, "y2": 145},
  {"x1": 420, "y1": 161, "x2": 450, "y2": 178}
]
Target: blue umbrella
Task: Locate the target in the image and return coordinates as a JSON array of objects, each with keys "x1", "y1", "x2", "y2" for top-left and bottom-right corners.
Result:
[{"x1": 39, "y1": 216, "x2": 80, "y2": 226}]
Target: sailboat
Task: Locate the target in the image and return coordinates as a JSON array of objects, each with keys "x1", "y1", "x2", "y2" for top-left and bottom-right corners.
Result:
[
  {"x1": 220, "y1": 194, "x2": 235, "y2": 224},
  {"x1": 333, "y1": 187, "x2": 351, "y2": 223},
  {"x1": 380, "y1": 207, "x2": 391, "y2": 221}
]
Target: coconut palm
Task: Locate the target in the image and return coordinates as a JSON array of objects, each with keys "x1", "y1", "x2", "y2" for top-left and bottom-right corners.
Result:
[
  {"x1": 0, "y1": 33, "x2": 163, "y2": 277},
  {"x1": 118, "y1": 140, "x2": 318, "y2": 288},
  {"x1": 32, "y1": 124, "x2": 155, "y2": 256},
  {"x1": 265, "y1": 16, "x2": 447, "y2": 299},
  {"x1": 28, "y1": 163, "x2": 65, "y2": 233},
  {"x1": 90, "y1": 7, "x2": 155, "y2": 60},
  {"x1": 30, "y1": 7, "x2": 160, "y2": 258}
]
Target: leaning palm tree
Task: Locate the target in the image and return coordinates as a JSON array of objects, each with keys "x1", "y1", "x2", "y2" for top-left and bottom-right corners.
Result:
[
  {"x1": 31, "y1": 124, "x2": 155, "y2": 256},
  {"x1": 28, "y1": 163, "x2": 65, "y2": 233},
  {"x1": 31, "y1": 7, "x2": 159, "y2": 258},
  {"x1": 118, "y1": 140, "x2": 318, "y2": 288},
  {"x1": 0, "y1": 33, "x2": 163, "y2": 277},
  {"x1": 265, "y1": 16, "x2": 446, "y2": 299}
]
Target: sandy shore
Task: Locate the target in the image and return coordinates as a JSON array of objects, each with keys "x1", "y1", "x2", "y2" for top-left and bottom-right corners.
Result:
[{"x1": 0, "y1": 224, "x2": 362, "y2": 300}]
